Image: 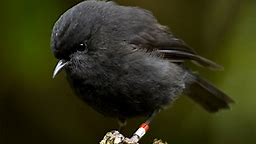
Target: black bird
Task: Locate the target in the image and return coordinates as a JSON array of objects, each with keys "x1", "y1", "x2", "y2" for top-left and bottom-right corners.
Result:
[{"x1": 51, "y1": 0, "x2": 234, "y2": 131}]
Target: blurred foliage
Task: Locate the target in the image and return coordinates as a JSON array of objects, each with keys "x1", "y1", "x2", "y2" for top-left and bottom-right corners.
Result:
[{"x1": 0, "y1": 0, "x2": 255, "y2": 144}]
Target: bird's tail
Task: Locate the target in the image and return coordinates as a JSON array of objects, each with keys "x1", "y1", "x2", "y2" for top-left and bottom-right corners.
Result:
[{"x1": 185, "y1": 74, "x2": 234, "y2": 113}]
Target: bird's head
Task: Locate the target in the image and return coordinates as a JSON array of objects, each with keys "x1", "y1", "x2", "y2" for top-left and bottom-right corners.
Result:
[{"x1": 51, "y1": 1, "x2": 111, "y2": 78}]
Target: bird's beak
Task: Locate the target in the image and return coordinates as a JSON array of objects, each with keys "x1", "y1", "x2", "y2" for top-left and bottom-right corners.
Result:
[{"x1": 52, "y1": 59, "x2": 68, "y2": 78}]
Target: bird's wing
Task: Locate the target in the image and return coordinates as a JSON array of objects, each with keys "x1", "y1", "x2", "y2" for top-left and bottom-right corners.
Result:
[{"x1": 129, "y1": 24, "x2": 223, "y2": 70}]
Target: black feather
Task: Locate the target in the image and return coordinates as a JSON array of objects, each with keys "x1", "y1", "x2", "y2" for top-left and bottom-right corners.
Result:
[
  {"x1": 158, "y1": 49, "x2": 224, "y2": 70},
  {"x1": 186, "y1": 74, "x2": 234, "y2": 112}
]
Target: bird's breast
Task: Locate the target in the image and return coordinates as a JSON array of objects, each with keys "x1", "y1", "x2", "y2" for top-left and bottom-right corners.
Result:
[{"x1": 66, "y1": 50, "x2": 186, "y2": 118}]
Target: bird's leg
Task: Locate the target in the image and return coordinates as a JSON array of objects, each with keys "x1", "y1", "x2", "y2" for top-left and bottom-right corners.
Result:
[
  {"x1": 144, "y1": 110, "x2": 159, "y2": 125},
  {"x1": 118, "y1": 118, "x2": 127, "y2": 132},
  {"x1": 127, "y1": 110, "x2": 160, "y2": 143}
]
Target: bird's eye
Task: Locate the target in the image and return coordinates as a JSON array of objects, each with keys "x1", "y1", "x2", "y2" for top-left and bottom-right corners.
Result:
[{"x1": 77, "y1": 43, "x2": 87, "y2": 52}]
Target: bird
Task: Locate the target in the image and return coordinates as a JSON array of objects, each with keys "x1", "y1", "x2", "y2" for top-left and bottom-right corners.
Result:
[{"x1": 51, "y1": 0, "x2": 234, "y2": 135}]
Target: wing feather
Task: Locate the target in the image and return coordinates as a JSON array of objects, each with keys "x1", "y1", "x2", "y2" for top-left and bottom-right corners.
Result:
[{"x1": 129, "y1": 24, "x2": 222, "y2": 70}]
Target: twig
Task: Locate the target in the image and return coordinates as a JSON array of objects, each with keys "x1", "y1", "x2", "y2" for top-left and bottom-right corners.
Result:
[{"x1": 99, "y1": 131, "x2": 168, "y2": 144}]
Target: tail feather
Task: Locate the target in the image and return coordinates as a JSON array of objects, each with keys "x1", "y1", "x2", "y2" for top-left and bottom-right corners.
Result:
[{"x1": 186, "y1": 75, "x2": 234, "y2": 113}]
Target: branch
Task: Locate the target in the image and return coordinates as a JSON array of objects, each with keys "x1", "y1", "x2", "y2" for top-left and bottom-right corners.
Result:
[{"x1": 99, "y1": 131, "x2": 168, "y2": 144}]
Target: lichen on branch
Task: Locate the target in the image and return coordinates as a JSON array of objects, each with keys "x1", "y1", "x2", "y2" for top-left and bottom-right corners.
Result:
[{"x1": 99, "y1": 131, "x2": 167, "y2": 144}]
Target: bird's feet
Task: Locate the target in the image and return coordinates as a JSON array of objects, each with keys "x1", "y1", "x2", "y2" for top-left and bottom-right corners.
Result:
[{"x1": 100, "y1": 123, "x2": 149, "y2": 144}]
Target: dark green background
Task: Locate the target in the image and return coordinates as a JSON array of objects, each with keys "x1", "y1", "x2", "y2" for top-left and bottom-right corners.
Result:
[{"x1": 0, "y1": 0, "x2": 255, "y2": 144}]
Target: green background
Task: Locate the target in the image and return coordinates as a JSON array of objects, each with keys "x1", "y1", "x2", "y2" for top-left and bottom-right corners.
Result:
[{"x1": 0, "y1": 0, "x2": 255, "y2": 144}]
